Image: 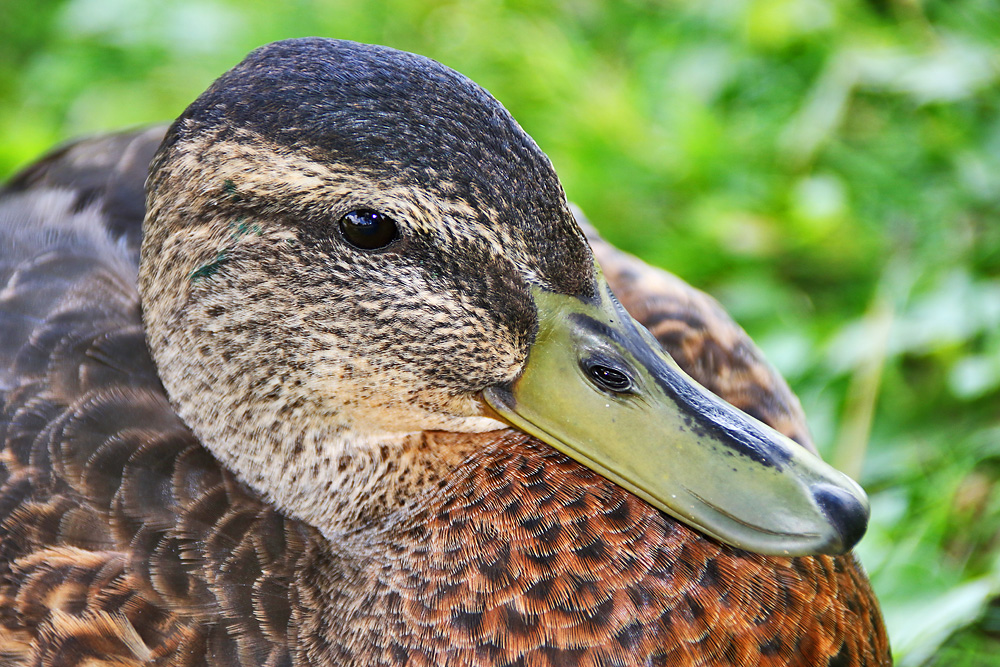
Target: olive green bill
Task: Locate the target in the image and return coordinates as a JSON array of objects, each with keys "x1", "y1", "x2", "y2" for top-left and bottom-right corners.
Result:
[{"x1": 483, "y1": 276, "x2": 869, "y2": 556}]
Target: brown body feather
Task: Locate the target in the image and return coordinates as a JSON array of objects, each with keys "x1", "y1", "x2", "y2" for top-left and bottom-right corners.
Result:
[{"x1": 0, "y1": 127, "x2": 890, "y2": 666}]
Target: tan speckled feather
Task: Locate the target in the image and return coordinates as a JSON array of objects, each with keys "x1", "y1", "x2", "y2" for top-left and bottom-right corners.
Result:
[{"x1": 0, "y1": 126, "x2": 889, "y2": 666}]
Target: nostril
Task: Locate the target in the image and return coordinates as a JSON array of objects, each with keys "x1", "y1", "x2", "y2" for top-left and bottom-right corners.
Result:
[
  {"x1": 580, "y1": 355, "x2": 634, "y2": 395},
  {"x1": 585, "y1": 363, "x2": 632, "y2": 393},
  {"x1": 812, "y1": 484, "x2": 870, "y2": 554}
]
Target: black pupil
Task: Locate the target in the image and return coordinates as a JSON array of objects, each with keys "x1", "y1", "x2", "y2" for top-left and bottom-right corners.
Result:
[
  {"x1": 339, "y1": 209, "x2": 398, "y2": 249},
  {"x1": 586, "y1": 363, "x2": 632, "y2": 393}
]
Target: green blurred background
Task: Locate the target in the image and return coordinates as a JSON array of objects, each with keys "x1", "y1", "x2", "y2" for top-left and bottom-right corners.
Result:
[{"x1": 2, "y1": 0, "x2": 999, "y2": 663}]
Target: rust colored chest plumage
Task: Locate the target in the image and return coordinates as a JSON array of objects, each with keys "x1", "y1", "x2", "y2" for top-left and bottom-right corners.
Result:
[{"x1": 294, "y1": 435, "x2": 888, "y2": 667}]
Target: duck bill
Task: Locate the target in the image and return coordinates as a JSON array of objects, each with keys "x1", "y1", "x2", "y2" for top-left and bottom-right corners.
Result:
[{"x1": 483, "y1": 276, "x2": 869, "y2": 556}]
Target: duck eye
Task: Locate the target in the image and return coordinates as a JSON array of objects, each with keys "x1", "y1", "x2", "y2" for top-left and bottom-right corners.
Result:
[
  {"x1": 584, "y1": 362, "x2": 633, "y2": 394},
  {"x1": 338, "y1": 209, "x2": 399, "y2": 250}
]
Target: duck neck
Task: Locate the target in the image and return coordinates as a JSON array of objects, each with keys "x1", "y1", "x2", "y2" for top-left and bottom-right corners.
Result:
[{"x1": 209, "y1": 424, "x2": 490, "y2": 538}]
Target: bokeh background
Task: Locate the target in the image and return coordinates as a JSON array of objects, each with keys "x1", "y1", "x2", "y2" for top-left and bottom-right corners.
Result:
[{"x1": 2, "y1": 1, "x2": 999, "y2": 663}]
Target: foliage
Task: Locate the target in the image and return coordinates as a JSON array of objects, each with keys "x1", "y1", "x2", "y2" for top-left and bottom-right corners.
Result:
[{"x1": 2, "y1": 0, "x2": 1000, "y2": 663}]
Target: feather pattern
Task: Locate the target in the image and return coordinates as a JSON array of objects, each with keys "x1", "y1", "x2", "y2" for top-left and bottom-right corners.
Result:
[{"x1": 0, "y1": 60, "x2": 889, "y2": 666}]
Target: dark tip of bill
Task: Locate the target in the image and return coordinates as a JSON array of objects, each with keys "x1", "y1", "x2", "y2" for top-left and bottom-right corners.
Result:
[{"x1": 812, "y1": 483, "x2": 870, "y2": 554}]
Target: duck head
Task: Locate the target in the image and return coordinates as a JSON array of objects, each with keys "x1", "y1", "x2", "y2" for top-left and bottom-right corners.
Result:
[{"x1": 140, "y1": 38, "x2": 867, "y2": 556}]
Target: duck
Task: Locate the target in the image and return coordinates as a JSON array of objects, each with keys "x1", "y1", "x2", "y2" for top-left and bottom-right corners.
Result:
[{"x1": 0, "y1": 38, "x2": 890, "y2": 666}]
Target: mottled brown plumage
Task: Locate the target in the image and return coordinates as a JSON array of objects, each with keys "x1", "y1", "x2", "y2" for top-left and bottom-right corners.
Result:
[{"x1": 0, "y1": 39, "x2": 890, "y2": 666}]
